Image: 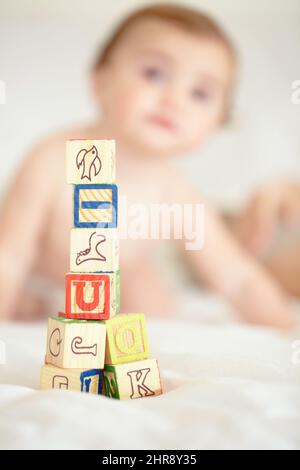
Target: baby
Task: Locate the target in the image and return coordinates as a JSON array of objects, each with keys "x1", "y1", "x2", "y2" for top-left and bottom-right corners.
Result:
[{"x1": 0, "y1": 4, "x2": 295, "y2": 328}]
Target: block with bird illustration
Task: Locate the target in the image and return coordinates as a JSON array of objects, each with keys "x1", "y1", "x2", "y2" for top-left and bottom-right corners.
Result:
[
  {"x1": 102, "y1": 358, "x2": 162, "y2": 400},
  {"x1": 65, "y1": 271, "x2": 120, "y2": 320},
  {"x1": 70, "y1": 228, "x2": 119, "y2": 273},
  {"x1": 40, "y1": 364, "x2": 103, "y2": 394},
  {"x1": 66, "y1": 139, "x2": 116, "y2": 184},
  {"x1": 45, "y1": 316, "x2": 106, "y2": 369}
]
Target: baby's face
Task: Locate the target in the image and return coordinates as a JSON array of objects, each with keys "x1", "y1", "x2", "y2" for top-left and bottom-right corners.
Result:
[{"x1": 95, "y1": 18, "x2": 233, "y2": 157}]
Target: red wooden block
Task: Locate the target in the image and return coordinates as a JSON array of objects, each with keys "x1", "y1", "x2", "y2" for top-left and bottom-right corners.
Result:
[{"x1": 65, "y1": 273, "x2": 111, "y2": 320}]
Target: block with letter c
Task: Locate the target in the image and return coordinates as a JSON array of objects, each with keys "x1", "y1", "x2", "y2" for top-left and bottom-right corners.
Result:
[{"x1": 45, "y1": 316, "x2": 106, "y2": 369}]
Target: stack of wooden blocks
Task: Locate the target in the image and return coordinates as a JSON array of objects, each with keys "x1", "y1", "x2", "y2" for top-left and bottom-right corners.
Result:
[{"x1": 40, "y1": 139, "x2": 162, "y2": 399}]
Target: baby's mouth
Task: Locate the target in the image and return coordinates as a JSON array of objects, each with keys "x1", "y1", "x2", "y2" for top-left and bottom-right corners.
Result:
[{"x1": 145, "y1": 113, "x2": 178, "y2": 133}]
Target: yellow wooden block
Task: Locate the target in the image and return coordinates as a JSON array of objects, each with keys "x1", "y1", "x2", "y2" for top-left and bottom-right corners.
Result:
[
  {"x1": 70, "y1": 228, "x2": 119, "y2": 273},
  {"x1": 102, "y1": 358, "x2": 162, "y2": 400},
  {"x1": 66, "y1": 139, "x2": 115, "y2": 184},
  {"x1": 45, "y1": 316, "x2": 106, "y2": 369},
  {"x1": 40, "y1": 364, "x2": 102, "y2": 394},
  {"x1": 104, "y1": 313, "x2": 149, "y2": 365}
]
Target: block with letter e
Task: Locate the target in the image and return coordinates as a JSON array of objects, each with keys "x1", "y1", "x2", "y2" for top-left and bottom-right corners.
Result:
[
  {"x1": 65, "y1": 272, "x2": 120, "y2": 320},
  {"x1": 73, "y1": 183, "x2": 117, "y2": 228},
  {"x1": 102, "y1": 358, "x2": 162, "y2": 400},
  {"x1": 104, "y1": 313, "x2": 149, "y2": 365},
  {"x1": 40, "y1": 364, "x2": 102, "y2": 394},
  {"x1": 45, "y1": 316, "x2": 106, "y2": 369}
]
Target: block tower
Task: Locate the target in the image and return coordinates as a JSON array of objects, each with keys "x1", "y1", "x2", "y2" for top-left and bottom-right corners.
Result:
[{"x1": 40, "y1": 140, "x2": 162, "y2": 399}]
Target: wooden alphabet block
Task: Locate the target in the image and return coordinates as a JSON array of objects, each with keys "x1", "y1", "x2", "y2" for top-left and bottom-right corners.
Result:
[
  {"x1": 66, "y1": 139, "x2": 115, "y2": 184},
  {"x1": 104, "y1": 313, "x2": 149, "y2": 365},
  {"x1": 102, "y1": 358, "x2": 162, "y2": 400},
  {"x1": 73, "y1": 184, "x2": 118, "y2": 228},
  {"x1": 40, "y1": 364, "x2": 102, "y2": 394},
  {"x1": 45, "y1": 316, "x2": 106, "y2": 369},
  {"x1": 65, "y1": 272, "x2": 120, "y2": 320},
  {"x1": 70, "y1": 228, "x2": 119, "y2": 273}
]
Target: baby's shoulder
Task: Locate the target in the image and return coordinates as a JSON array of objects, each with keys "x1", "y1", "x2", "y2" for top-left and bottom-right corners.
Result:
[
  {"x1": 31, "y1": 124, "x2": 90, "y2": 158},
  {"x1": 24, "y1": 124, "x2": 94, "y2": 177}
]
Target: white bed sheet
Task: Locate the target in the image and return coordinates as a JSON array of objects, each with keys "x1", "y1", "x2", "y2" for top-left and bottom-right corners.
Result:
[{"x1": 0, "y1": 293, "x2": 300, "y2": 450}]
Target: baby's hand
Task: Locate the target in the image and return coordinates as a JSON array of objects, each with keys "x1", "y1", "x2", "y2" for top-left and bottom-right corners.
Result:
[{"x1": 231, "y1": 181, "x2": 300, "y2": 257}]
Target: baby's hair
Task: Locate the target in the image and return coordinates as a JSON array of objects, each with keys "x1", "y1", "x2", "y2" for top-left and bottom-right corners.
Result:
[{"x1": 93, "y1": 3, "x2": 237, "y2": 123}]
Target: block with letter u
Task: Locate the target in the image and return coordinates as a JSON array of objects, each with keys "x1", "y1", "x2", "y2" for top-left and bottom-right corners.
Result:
[
  {"x1": 65, "y1": 272, "x2": 120, "y2": 320},
  {"x1": 73, "y1": 183, "x2": 118, "y2": 228}
]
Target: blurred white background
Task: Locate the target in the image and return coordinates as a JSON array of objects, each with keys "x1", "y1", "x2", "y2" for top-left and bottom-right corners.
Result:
[{"x1": 0, "y1": 0, "x2": 299, "y2": 208}]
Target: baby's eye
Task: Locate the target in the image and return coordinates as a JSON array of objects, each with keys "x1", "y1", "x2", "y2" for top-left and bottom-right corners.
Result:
[
  {"x1": 142, "y1": 66, "x2": 165, "y2": 82},
  {"x1": 191, "y1": 88, "x2": 211, "y2": 102}
]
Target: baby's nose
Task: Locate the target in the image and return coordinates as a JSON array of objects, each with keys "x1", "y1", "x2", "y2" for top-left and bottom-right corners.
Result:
[{"x1": 160, "y1": 85, "x2": 185, "y2": 112}]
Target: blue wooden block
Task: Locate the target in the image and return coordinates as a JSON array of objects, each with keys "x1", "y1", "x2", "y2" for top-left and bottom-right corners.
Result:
[
  {"x1": 80, "y1": 369, "x2": 103, "y2": 394},
  {"x1": 74, "y1": 184, "x2": 118, "y2": 228}
]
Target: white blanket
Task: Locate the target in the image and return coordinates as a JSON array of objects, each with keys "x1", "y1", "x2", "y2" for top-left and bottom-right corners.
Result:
[{"x1": 0, "y1": 293, "x2": 300, "y2": 450}]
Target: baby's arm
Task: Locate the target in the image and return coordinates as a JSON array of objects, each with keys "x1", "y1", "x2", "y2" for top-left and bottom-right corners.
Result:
[
  {"x1": 231, "y1": 181, "x2": 300, "y2": 256},
  {"x1": 266, "y1": 242, "x2": 300, "y2": 297},
  {"x1": 164, "y1": 168, "x2": 295, "y2": 329},
  {"x1": 0, "y1": 137, "x2": 62, "y2": 319}
]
